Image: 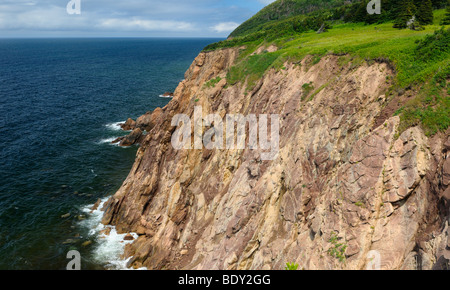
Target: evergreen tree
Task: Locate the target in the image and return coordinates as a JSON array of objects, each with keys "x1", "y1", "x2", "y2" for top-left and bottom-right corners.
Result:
[
  {"x1": 354, "y1": 1, "x2": 370, "y2": 23},
  {"x1": 381, "y1": 0, "x2": 397, "y2": 22},
  {"x1": 432, "y1": 0, "x2": 448, "y2": 9},
  {"x1": 416, "y1": 0, "x2": 434, "y2": 25},
  {"x1": 394, "y1": 0, "x2": 417, "y2": 28},
  {"x1": 441, "y1": 0, "x2": 450, "y2": 25}
]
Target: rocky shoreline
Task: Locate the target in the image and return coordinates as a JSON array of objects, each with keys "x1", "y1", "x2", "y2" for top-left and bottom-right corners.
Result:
[
  {"x1": 99, "y1": 47, "x2": 449, "y2": 270},
  {"x1": 111, "y1": 106, "x2": 165, "y2": 147}
]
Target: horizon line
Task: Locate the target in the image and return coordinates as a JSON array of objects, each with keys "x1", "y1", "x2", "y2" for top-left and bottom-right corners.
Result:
[{"x1": 0, "y1": 36, "x2": 227, "y2": 39}]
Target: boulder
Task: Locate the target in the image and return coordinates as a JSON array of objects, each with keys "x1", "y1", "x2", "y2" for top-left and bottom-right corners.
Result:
[
  {"x1": 91, "y1": 199, "x2": 102, "y2": 212},
  {"x1": 111, "y1": 137, "x2": 123, "y2": 144},
  {"x1": 162, "y1": 92, "x2": 174, "y2": 97},
  {"x1": 136, "y1": 108, "x2": 163, "y2": 132},
  {"x1": 124, "y1": 234, "x2": 134, "y2": 241},
  {"x1": 100, "y1": 227, "x2": 111, "y2": 236},
  {"x1": 61, "y1": 213, "x2": 71, "y2": 219},
  {"x1": 82, "y1": 241, "x2": 92, "y2": 247},
  {"x1": 121, "y1": 118, "x2": 136, "y2": 131},
  {"x1": 120, "y1": 128, "x2": 144, "y2": 147},
  {"x1": 62, "y1": 239, "x2": 76, "y2": 245}
]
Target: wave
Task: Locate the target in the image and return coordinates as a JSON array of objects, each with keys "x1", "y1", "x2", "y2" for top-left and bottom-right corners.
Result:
[
  {"x1": 79, "y1": 198, "x2": 147, "y2": 270},
  {"x1": 105, "y1": 121, "x2": 125, "y2": 131},
  {"x1": 97, "y1": 137, "x2": 120, "y2": 146}
]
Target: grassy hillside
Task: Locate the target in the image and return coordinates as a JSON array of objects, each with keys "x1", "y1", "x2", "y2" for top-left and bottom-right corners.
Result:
[
  {"x1": 212, "y1": 0, "x2": 449, "y2": 50},
  {"x1": 205, "y1": 7, "x2": 449, "y2": 136},
  {"x1": 229, "y1": 0, "x2": 354, "y2": 38}
]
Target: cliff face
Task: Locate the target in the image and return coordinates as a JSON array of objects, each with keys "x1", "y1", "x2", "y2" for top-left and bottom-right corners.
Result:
[{"x1": 101, "y1": 48, "x2": 450, "y2": 270}]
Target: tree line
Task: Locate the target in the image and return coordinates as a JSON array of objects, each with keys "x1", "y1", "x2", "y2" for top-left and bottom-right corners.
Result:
[{"x1": 338, "y1": 0, "x2": 448, "y2": 28}]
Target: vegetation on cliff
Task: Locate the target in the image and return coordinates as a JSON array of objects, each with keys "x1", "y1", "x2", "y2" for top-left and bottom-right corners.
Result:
[
  {"x1": 395, "y1": 27, "x2": 450, "y2": 136},
  {"x1": 104, "y1": 0, "x2": 450, "y2": 271},
  {"x1": 203, "y1": 0, "x2": 449, "y2": 137},
  {"x1": 206, "y1": 0, "x2": 448, "y2": 51},
  {"x1": 227, "y1": 0, "x2": 350, "y2": 39},
  {"x1": 441, "y1": 0, "x2": 450, "y2": 25}
]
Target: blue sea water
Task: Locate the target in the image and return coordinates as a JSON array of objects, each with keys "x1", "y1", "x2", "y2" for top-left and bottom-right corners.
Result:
[{"x1": 0, "y1": 38, "x2": 220, "y2": 270}]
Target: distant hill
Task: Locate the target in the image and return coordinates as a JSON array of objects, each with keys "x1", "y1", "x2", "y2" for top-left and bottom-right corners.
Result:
[
  {"x1": 229, "y1": 0, "x2": 358, "y2": 38},
  {"x1": 229, "y1": 0, "x2": 449, "y2": 39}
]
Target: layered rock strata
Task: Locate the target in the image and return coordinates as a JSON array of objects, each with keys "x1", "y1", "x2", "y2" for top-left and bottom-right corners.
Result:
[{"x1": 101, "y1": 48, "x2": 450, "y2": 270}]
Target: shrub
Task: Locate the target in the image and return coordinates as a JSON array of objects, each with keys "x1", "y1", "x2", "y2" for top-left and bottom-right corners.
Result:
[
  {"x1": 327, "y1": 232, "x2": 347, "y2": 262},
  {"x1": 285, "y1": 262, "x2": 299, "y2": 270}
]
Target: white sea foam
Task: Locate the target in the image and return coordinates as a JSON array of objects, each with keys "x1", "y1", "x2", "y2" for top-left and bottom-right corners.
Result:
[
  {"x1": 105, "y1": 121, "x2": 125, "y2": 131},
  {"x1": 97, "y1": 137, "x2": 135, "y2": 149},
  {"x1": 159, "y1": 94, "x2": 173, "y2": 98},
  {"x1": 98, "y1": 137, "x2": 120, "y2": 146},
  {"x1": 79, "y1": 198, "x2": 147, "y2": 270}
]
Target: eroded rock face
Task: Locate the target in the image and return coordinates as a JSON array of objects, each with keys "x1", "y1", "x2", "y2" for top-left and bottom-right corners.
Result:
[
  {"x1": 101, "y1": 48, "x2": 449, "y2": 270},
  {"x1": 119, "y1": 128, "x2": 144, "y2": 147},
  {"x1": 121, "y1": 118, "x2": 136, "y2": 131},
  {"x1": 135, "y1": 108, "x2": 163, "y2": 132}
]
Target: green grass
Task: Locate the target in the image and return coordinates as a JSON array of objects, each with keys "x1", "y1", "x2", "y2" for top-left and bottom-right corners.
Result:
[
  {"x1": 396, "y1": 63, "x2": 450, "y2": 136},
  {"x1": 274, "y1": 20, "x2": 448, "y2": 87},
  {"x1": 203, "y1": 76, "x2": 222, "y2": 89},
  {"x1": 226, "y1": 18, "x2": 448, "y2": 83},
  {"x1": 229, "y1": 0, "x2": 347, "y2": 38},
  {"x1": 301, "y1": 82, "x2": 315, "y2": 100},
  {"x1": 226, "y1": 50, "x2": 283, "y2": 91},
  {"x1": 309, "y1": 81, "x2": 332, "y2": 101},
  {"x1": 327, "y1": 232, "x2": 347, "y2": 263},
  {"x1": 215, "y1": 10, "x2": 449, "y2": 135},
  {"x1": 226, "y1": 19, "x2": 448, "y2": 86}
]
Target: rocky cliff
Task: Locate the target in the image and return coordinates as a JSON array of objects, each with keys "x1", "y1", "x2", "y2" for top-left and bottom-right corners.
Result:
[{"x1": 100, "y1": 47, "x2": 450, "y2": 270}]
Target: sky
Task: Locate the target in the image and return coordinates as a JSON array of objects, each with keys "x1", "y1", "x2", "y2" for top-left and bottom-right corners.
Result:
[{"x1": 0, "y1": 0, "x2": 276, "y2": 38}]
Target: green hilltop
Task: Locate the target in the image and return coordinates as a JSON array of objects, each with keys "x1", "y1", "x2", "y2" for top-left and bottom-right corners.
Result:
[
  {"x1": 203, "y1": 0, "x2": 449, "y2": 137},
  {"x1": 229, "y1": 0, "x2": 354, "y2": 38}
]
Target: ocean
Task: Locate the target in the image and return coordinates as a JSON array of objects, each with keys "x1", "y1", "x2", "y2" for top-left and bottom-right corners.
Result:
[{"x1": 0, "y1": 38, "x2": 221, "y2": 270}]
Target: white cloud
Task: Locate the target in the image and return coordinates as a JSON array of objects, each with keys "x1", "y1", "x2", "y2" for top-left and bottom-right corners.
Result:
[
  {"x1": 0, "y1": 0, "x2": 264, "y2": 37},
  {"x1": 210, "y1": 22, "x2": 239, "y2": 33},
  {"x1": 0, "y1": 4, "x2": 195, "y2": 33},
  {"x1": 98, "y1": 18, "x2": 195, "y2": 32},
  {"x1": 0, "y1": 5, "x2": 88, "y2": 30}
]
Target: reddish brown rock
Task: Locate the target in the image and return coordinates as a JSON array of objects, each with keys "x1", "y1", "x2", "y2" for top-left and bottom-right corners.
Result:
[
  {"x1": 99, "y1": 47, "x2": 449, "y2": 270},
  {"x1": 119, "y1": 128, "x2": 144, "y2": 147},
  {"x1": 91, "y1": 199, "x2": 102, "y2": 212},
  {"x1": 100, "y1": 227, "x2": 112, "y2": 236},
  {"x1": 121, "y1": 118, "x2": 136, "y2": 131},
  {"x1": 443, "y1": 137, "x2": 450, "y2": 151},
  {"x1": 136, "y1": 226, "x2": 147, "y2": 236},
  {"x1": 443, "y1": 158, "x2": 450, "y2": 187},
  {"x1": 111, "y1": 137, "x2": 123, "y2": 144},
  {"x1": 124, "y1": 234, "x2": 134, "y2": 241},
  {"x1": 135, "y1": 108, "x2": 163, "y2": 132}
]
